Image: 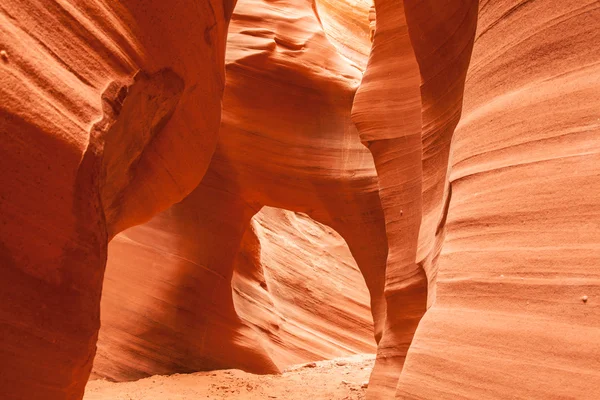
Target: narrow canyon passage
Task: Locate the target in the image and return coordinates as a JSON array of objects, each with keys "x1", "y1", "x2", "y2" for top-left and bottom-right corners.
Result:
[
  {"x1": 1, "y1": 0, "x2": 599, "y2": 399},
  {"x1": 92, "y1": 205, "x2": 377, "y2": 381},
  {"x1": 91, "y1": 0, "x2": 383, "y2": 384}
]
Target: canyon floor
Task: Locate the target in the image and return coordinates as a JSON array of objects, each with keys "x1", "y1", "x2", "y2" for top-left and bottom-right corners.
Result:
[{"x1": 84, "y1": 354, "x2": 375, "y2": 400}]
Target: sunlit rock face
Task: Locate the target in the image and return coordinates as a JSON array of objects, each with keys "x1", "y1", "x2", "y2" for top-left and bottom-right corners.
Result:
[
  {"x1": 353, "y1": 0, "x2": 600, "y2": 398},
  {"x1": 92, "y1": 0, "x2": 383, "y2": 382},
  {"x1": 1, "y1": 0, "x2": 599, "y2": 399},
  {"x1": 233, "y1": 207, "x2": 376, "y2": 369},
  {"x1": 395, "y1": 1, "x2": 600, "y2": 399},
  {"x1": 91, "y1": 205, "x2": 375, "y2": 381}
]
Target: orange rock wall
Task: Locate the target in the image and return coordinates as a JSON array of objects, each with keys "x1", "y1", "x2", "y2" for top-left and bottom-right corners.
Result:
[
  {"x1": 1, "y1": 0, "x2": 599, "y2": 399},
  {"x1": 234, "y1": 208, "x2": 376, "y2": 368},
  {"x1": 351, "y1": 0, "x2": 427, "y2": 396},
  {"x1": 93, "y1": 206, "x2": 374, "y2": 381},
  {"x1": 0, "y1": 1, "x2": 233, "y2": 398},
  {"x1": 353, "y1": 0, "x2": 599, "y2": 398},
  {"x1": 92, "y1": 0, "x2": 383, "y2": 381},
  {"x1": 397, "y1": 1, "x2": 600, "y2": 398}
]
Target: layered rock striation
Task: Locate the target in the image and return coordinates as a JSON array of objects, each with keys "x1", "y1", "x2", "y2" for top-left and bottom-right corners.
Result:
[
  {"x1": 1, "y1": 1, "x2": 233, "y2": 398},
  {"x1": 1, "y1": 0, "x2": 599, "y2": 399}
]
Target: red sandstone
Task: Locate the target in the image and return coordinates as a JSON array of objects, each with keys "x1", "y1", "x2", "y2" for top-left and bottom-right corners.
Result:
[{"x1": 0, "y1": 0, "x2": 598, "y2": 399}]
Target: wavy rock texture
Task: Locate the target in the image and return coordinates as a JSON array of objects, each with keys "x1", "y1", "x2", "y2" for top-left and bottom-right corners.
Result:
[
  {"x1": 396, "y1": 0, "x2": 600, "y2": 398},
  {"x1": 0, "y1": 1, "x2": 233, "y2": 399},
  {"x1": 313, "y1": 0, "x2": 371, "y2": 66},
  {"x1": 351, "y1": 0, "x2": 427, "y2": 397},
  {"x1": 92, "y1": 0, "x2": 384, "y2": 382},
  {"x1": 234, "y1": 207, "x2": 376, "y2": 368},
  {"x1": 348, "y1": 0, "x2": 477, "y2": 393},
  {"x1": 213, "y1": 0, "x2": 388, "y2": 345},
  {"x1": 93, "y1": 206, "x2": 374, "y2": 381},
  {"x1": 2, "y1": 0, "x2": 600, "y2": 399}
]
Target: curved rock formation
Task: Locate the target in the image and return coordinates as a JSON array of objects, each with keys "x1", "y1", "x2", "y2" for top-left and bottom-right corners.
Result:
[
  {"x1": 2, "y1": 0, "x2": 599, "y2": 399},
  {"x1": 234, "y1": 208, "x2": 376, "y2": 369},
  {"x1": 351, "y1": 0, "x2": 427, "y2": 396},
  {"x1": 313, "y1": 0, "x2": 371, "y2": 66},
  {"x1": 92, "y1": 0, "x2": 384, "y2": 381},
  {"x1": 0, "y1": 1, "x2": 233, "y2": 398},
  {"x1": 397, "y1": 1, "x2": 600, "y2": 398},
  {"x1": 213, "y1": 0, "x2": 388, "y2": 345},
  {"x1": 92, "y1": 206, "x2": 374, "y2": 381}
]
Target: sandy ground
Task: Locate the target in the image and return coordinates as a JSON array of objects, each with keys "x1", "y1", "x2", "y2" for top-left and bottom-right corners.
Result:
[{"x1": 84, "y1": 354, "x2": 375, "y2": 400}]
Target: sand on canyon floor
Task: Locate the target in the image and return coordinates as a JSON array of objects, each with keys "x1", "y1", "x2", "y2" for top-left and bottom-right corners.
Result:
[{"x1": 84, "y1": 353, "x2": 375, "y2": 400}]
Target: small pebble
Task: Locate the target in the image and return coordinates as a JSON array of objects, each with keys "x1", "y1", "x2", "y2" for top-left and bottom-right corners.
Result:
[
  {"x1": 582, "y1": 295, "x2": 588, "y2": 303},
  {"x1": 0, "y1": 50, "x2": 7, "y2": 61},
  {"x1": 336, "y1": 361, "x2": 347, "y2": 366},
  {"x1": 303, "y1": 362, "x2": 317, "y2": 368},
  {"x1": 361, "y1": 381, "x2": 369, "y2": 389}
]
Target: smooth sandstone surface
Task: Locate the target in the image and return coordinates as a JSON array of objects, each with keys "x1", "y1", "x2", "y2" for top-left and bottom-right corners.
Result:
[
  {"x1": 1, "y1": 0, "x2": 599, "y2": 399},
  {"x1": 351, "y1": 0, "x2": 426, "y2": 396},
  {"x1": 234, "y1": 208, "x2": 376, "y2": 368},
  {"x1": 92, "y1": 0, "x2": 382, "y2": 381},
  {"x1": 92, "y1": 206, "x2": 375, "y2": 380},
  {"x1": 1, "y1": 1, "x2": 233, "y2": 398},
  {"x1": 397, "y1": 1, "x2": 600, "y2": 398}
]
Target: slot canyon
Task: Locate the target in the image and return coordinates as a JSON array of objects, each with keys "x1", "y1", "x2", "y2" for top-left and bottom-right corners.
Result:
[{"x1": 1, "y1": 0, "x2": 599, "y2": 399}]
